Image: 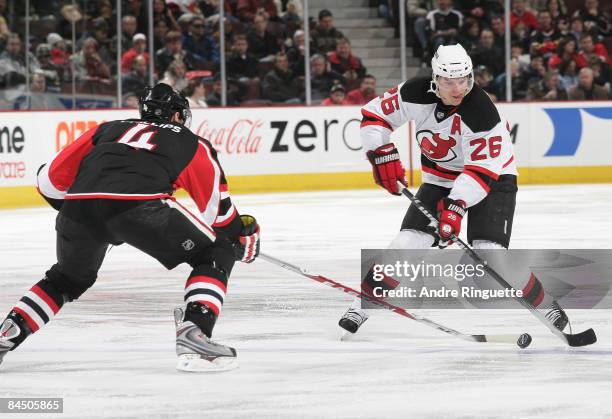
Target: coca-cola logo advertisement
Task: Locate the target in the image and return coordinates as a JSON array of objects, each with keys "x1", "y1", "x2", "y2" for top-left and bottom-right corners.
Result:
[
  {"x1": 191, "y1": 110, "x2": 363, "y2": 158},
  {"x1": 194, "y1": 118, "x2": 263, "y2": 154}
]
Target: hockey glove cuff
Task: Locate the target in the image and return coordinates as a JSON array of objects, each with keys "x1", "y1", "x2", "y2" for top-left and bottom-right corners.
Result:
[
  {"x1": 366, "y1": 143, "x2": 406, "y2": 195},
  {"x1": 233, "y1": 215, "x2": 260, "y2": 263}
]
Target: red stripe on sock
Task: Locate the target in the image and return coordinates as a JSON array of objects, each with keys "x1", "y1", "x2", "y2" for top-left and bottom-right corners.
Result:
[
  {"x1": 533, "y1": 290, "x2": 545, "y2": 308},
  {"x1": 31, "y1": 285, "x2": 60, "y2": 314},
  {"x1": 522, "y1": 274, "x2": 536, "y2": 295},
  {"x1": 13, "y1": 307, "x2": 39, "y2": 332},
  {"x1": 185, "y1": 276, "x2": 227, "y2": 294},
  {"x1": 361, "y1": 283, "x2": 375, "y2": 298},
  {"x1": 382, "y1": 273, "x2": 400, "y2": 289}
]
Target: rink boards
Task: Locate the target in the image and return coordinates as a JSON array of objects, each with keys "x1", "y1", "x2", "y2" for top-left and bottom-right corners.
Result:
[{"x1": 0, "y1": 101, "x2": 611, "y2": 208}]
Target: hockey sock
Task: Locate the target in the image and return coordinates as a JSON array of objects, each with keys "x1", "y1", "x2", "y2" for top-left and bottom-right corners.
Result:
[
  {"x1": 2, "y1": 278, "x2": 65, "y2": 349},
  {"x1": 183, "y1": 302, "x2": 217, "y2": 338},
  {"x1": 351, "y1": 264, "x2": 400, "y2": 310},
  {"x1": 521, "y1": 273, "x2": 554, "y2": 309},
  {"x1": 183, "y1": 266, "x2": 228, "y2": 337}
]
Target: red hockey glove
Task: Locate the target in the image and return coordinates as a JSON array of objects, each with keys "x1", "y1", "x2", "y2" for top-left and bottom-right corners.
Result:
[
  {"x1": 366, "y1": 143, "x2": 406, "y2": 195},
  {"x1": 233, "y1": 215, "x2": 260, "y2": 263},
  {"x1": 436, "y1": 198, "x2": 466, "y2": 246}
]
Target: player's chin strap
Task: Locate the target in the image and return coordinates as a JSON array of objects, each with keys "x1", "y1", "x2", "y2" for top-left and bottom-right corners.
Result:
[
  {"x1": 258, "y1": 252, "x2": 524, "y2": 346},
  {"x1": 395, "y1": 181, "x2": 597, "y2": 347}
]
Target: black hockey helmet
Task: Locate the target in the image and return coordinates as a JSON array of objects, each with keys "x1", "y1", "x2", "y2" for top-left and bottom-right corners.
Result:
[{"x1": 139, "y1": 83, "x2": 192, "y2": 127}]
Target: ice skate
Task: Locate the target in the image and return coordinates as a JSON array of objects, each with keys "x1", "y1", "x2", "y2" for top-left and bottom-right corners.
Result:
[
  {"x1": 174, "y1": 308, "x2": 238, "y2": 372},
  {"x1": 0, "y1": 314, "x2": 27, "y2": 366},
  {"x1": 0, "y1": 339, "x2": 13, "y2": 366},
  {"x1": 544, "y1": 300, "x2": 569, "y2": 332},
  {"x1": 338, "y1": 307, "x2": 369, "y2": 339}
]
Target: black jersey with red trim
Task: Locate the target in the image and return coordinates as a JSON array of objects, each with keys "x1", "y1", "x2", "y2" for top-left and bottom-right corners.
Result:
[
  {"x1": 37, "y1": 118, "x2": 240, "y2": 239},
  {"x1": 360, "y1": 76, "x2": 517, "y2": 207}
]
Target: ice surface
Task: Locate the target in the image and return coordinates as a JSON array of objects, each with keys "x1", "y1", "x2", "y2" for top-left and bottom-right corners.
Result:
[{"x1": 1, "y1": 184, "x2": 612, "y2": 418}]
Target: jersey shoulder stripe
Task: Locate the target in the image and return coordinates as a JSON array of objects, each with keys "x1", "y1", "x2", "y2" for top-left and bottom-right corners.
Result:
[{"x1": 457, "y1": 84, "x2": 501, "y2": 133}]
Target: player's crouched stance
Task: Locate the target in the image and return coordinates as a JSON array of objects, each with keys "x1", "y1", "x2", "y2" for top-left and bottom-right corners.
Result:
[
  {"x1": 0, "y1": 83, "x2": 260, "y2": 372},
  {"x1": 339, "y1": 45, "x2": 568, "y2": 336}
]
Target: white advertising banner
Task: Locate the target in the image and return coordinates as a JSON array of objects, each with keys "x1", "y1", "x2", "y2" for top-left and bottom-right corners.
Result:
[
  {"x1": 189, "y1": 106, "x2": 409, "y2": 176},
  {"x1": 0, "y1": 109, "x2": 134, "y2": 188},
  {"x1": 0, "y1": 101, "x2": 611, "y2": 189},
  {"x1": 0, "y1": 106, "x2": 409, "y2": 188}
]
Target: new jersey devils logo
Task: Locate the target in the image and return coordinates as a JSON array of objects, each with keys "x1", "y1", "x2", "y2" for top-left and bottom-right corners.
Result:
[{"x1": 416, "y1": 130, "x2": 457, "y2": 162}]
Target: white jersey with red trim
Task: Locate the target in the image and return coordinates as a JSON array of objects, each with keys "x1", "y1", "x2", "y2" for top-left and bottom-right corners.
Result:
[{"x1": 361, "y1": 76, "x2": 517, "y2": 207}]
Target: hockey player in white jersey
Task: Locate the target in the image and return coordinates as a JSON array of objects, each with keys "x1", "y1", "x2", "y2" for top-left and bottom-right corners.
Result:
[{"x1": 338, "y1": 44, "x2": 569, "y2": 335}]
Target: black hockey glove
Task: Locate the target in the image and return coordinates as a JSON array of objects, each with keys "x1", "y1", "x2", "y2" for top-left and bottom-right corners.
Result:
[{"x1": 232, "y1": 215, "x2": 260, "y2": 263}]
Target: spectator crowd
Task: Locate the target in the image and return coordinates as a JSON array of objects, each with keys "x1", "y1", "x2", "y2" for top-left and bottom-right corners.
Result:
[
  {"x1": 407, "y1": 0, "x2": 610, "y2": 100},
  {"x1": 0, "y1": 0, "x2": 609, "y2": 110},
  {"x1": 0, "y1": 0, "x2": 377, "y2": 109}
]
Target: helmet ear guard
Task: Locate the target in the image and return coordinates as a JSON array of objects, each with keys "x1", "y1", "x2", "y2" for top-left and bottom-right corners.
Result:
[{"x1": 180, "y1": 107, "x2": 192, "y2": 129}]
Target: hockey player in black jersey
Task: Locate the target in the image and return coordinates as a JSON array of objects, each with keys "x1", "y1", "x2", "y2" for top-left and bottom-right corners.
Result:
[
  {"x1": 0, "y1": 83, "x2": 260, "y2": 372},
  {"x1": 339, "y1": 44, "x2": 568, "y2": 336}
]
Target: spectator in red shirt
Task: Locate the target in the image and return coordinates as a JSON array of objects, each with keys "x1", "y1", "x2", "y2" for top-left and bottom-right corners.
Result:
[
  {"x1": 345, "y1": 75, "x2": 377, "y2": 105},
  {"x1": 327, "y1": 38, "x2": 366, "y2": 83},
  {"x1": 46, "y1": 33, "x2": 71, "y2": 78},
  {"x1": 510, "y1": 0, "x2": 538, "y2": 32},
  {"x1": 121, "y1": 33, "x2": 150, "y2": 74},
  {"x1": 578, "y1": 33, "x2": 610, "y2": 64},
  {"x1": 70, "y1": 37, "x2": 111, "y2": 85},
  {"x1": 548, "y1": 36, "x2": 587, "y2": 69},
  {"x1": 321, "y1": 83, "x2": 350, "y2": 106}
]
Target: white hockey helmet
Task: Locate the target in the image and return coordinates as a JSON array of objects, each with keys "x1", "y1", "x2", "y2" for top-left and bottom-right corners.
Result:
[{"x1": 429, "y1": 44, "x2": 474, "y2": 98}]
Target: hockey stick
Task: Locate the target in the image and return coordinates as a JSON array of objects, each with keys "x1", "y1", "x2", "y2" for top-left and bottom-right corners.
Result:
[
  {"x1": 259, "y1": 252, "x2": 525, "y2": 345},
  {"x1": 396, "y1": 181, "x2": 597, "y2": 347}
]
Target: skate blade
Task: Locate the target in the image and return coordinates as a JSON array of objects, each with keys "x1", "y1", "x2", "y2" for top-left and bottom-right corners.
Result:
[
  {"x1": 176, "y1": 354, "x2": 238, "y2": 372},
  {"x1": 340, "y1": 329, "x2": 355, "y2": 341}
]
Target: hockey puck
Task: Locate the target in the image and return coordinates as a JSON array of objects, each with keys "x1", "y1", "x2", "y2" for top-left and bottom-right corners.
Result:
[{"x1": 517, "y1": 333, "x2": 532, "y2": 349}]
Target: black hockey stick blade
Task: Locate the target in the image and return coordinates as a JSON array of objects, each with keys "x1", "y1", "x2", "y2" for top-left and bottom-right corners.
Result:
[{"x1": 565, "y1": 328, "x2": 597, "y2": 347}]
